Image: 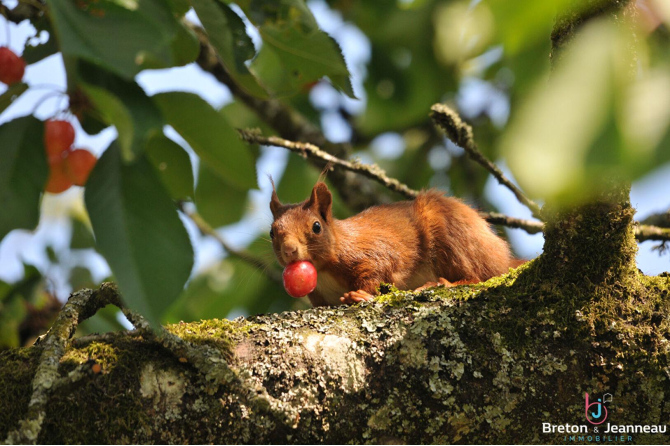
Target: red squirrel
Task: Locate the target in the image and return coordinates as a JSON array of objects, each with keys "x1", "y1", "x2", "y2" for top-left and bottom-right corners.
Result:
[{"x1": 270, "y1": 181, "x2": 522, "y2": 307}]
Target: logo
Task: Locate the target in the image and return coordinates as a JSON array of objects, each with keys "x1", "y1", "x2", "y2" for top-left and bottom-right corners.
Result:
[
  {"x1": 585, "y1": 392, "x2": 608, "y2": 425},
  {"x1": 542, "y1": 391, "x2": 667, "y2": 442}
]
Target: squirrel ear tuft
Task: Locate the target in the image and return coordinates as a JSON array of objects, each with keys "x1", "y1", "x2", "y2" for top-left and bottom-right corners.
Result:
[
  {"x1": 307, "y1": 182, "x2": 332, "y2": 222},
  {"x1": 269, "y1": 176, "x2": 282, "y2": 218}
]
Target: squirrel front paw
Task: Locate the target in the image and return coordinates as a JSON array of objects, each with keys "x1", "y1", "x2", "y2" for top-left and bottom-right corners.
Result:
[{"x1": 340, "y1": 290, "x2": 374, "y2": 304}]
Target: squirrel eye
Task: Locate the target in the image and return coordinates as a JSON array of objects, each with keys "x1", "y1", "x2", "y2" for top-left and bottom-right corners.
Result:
[
  {"x1": 270, "y1": 228, "x2": 274, "y2": 239},
  {"x1": 312, "y1": 221, "x2": 321, "y2": 234}
]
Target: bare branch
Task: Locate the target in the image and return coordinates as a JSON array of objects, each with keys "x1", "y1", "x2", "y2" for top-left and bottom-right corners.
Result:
[
  {"x1": 239, "y1": 129, "x2": 419, "y2": 200},
  {"x1": 430, "y1": 103, "x2": 544, "y2": 220},
  {"x1": 484, "y1": 212, "x2": 544, "y2": 234},
  {"x1": 71, "y1": 329, "x2": 142, "y2": 348},
  {"x1": 635, "y1": 224, "x2": 670, "y2": 243}
]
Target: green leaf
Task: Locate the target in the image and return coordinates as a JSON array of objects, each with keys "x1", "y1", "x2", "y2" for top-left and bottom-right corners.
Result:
[
  {"x1": 237, "y1": 0, "x2": 354, "y2": 97},
  {"x1": 0, "y1": 117, "x2": 49, "y2": 242},
  {"x1": 219, "y1": 101, "x2": 274, "y2": 161},
  {"x1": 70, "y1": 217, "x2": 96, "y2": 250},
  {"x1": 153, "y1": 92, "x2": 257, "y2": 190},
  {"x1": 195, "y1": 164, "x2": 248, "y2": 228},
  {"x1": 256, "y1": 25, "x2": 353, "y2": 97},
  {"x1": 219, "y1": 101, "x2": 274, "y2": 134},
  {"x1": 171, "y1": 22, "x2": 200, "y2": 67},
  {"x1": 190, "y1": 0, "x2": 267, "y2": 98},
  {"x1": 84, "y1": 143, "x2": 194, "y2": 325},
  {"x1": 78, "y1": 62, "x2": 165, "y2": 161},
  {"x1": 0, "y1": 265, "x2": 45, "y2": 348},
  {"x1": 167, "y1": 0, "x2": 190, "y2": 16},
  {"x1": 0, "y1": 83, "x2": 29, "y2": 114},
  {"x1": 81, "y1": 83, "x2": 135, "y2": 158},
  {"x1": 22, "y1": 35, "x2": 59, "y2": 65},
  {"x1": 47, "y1": 0, "x2": 179, "y2": 79},
  {"x1": 146, "y1": 133, "x2": 195, "y2": 201},
  {"x1": 489, "y1": 0, "x2": 577, "y2": 55}
]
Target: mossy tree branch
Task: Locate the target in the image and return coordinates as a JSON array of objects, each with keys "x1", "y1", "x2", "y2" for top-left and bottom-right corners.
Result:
[
  {"x1": 534, "y1": 0, "x2": 641, "y2": 287},
  {"x1": 3, "y1": 284, "x2": 121, "y2": 444}
]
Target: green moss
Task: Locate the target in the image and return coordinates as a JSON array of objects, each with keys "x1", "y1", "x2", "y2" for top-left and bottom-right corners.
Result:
[
  {"x1": 164, "y1": 318, "x2": 262, "y2": 361},
  {"x1": 0, "y1": 348, "x2": 39, "y2": 438},
  {"x1": 537, "y1": 188, "x2": 638, "y2": 288},
  {"x1": 62, "y1": 341, "x2": 120, "y2": 371},
  {"x1": 375, "y1": 283, "x2": 413, "y2": 306}
]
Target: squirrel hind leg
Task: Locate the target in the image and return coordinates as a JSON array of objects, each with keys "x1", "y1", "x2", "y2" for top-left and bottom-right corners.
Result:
[{"x1": 341, "y1": 290, "x2": 374, "y2": 304}]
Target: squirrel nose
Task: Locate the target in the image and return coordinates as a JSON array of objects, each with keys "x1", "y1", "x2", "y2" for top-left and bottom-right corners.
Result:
[{"x1": 282, "y1": 243, "x2": 298, "y2": 260}]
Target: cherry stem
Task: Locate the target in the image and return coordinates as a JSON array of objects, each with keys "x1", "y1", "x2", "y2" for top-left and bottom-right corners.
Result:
[{"x1": 31, "y1": 91, "x2": 66, "y2": 116}]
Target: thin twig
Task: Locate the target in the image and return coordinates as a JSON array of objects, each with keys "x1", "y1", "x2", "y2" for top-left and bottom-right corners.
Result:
[
  {"x1": 430, "y1": 103, "x2": 544, "y2": 220},
  {"x1": 240, "y1": 129, "x2": 419, "y2": 200},
  {"x1": 71, "y1": 329, "x2": 142, "y2": 348},
  {"x1": 239, "y1": 129, "x2": 546, "y2": 235},
  {"x1": 635, "y1": 224, "x2": 670, "y2": 243},
  {"x1": 178, "y1": 203, "x2": 283, "y2": 284},
  {"x1": 484, "y1": 212, "x2": 544, "y2": 234},
  {"x1": 239, "y1": 129, "x2": 670, "y2": 244}
]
